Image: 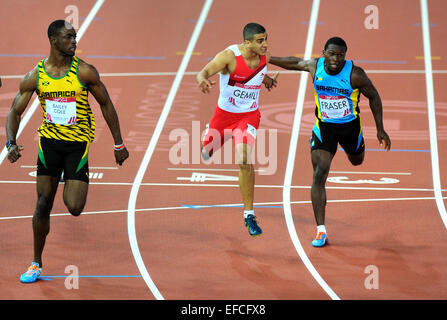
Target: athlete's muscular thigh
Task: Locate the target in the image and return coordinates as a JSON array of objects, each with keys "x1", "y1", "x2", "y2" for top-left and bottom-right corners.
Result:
[
  {"x1": 63, "y1": 179, "x2": 88, "y2": 216},
  {"x1": 36, "y1": 175, "x2": 61, "y2": 215}
]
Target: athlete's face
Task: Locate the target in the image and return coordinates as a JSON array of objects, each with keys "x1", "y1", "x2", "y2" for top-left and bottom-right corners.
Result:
[
  {"x1": 246, "y1": 33, "x2": 268, "y2": 55},
  {"x1": 52, "y1": 27, "x2": 77, "y2": 56},
  {"x1": 323, "y1": 44, "x2": 346, "y2": 74}
]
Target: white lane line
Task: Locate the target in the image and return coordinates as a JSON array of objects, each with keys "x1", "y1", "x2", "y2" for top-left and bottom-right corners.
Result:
[
  {"x1": 126, "y1": 0, "x2": 213, "y2": 300},
  {"x1": 2, "y1": 195, "x2": 445, "y2": 221},
  {"x1": 420, "y1": 0, "x2": 447, "y2": 229},
  {"x1": 20, "y1": 165, "x2": 118, "y2": 170},
  {"x1": 167, "y1": 167, "x2": 266, "y2": 172},
  {"x1": 3, "y1": 70, "x2": 447, "y2": 79},
  {"x1": 0, "y1": 0, "x2": 105, "y2": 166},
  {"x1": 329, "y1": 171, "x2": 412, "y2": 175},
  {"x1": 365, "y1": 70, "x2": 447, "y2": 74},
  {"x1": 0, "y1": 206, "x2": 186, "y2": 221},
  {"x1": 24, "y1": 166, "x2": 412, "y2": 175},
  {"x1": 4, "y1": 195, "x2": 445, "y2": 222},
  {"x1": 281, "y1": 0, "x2": 340, "y2": 301},
  {"x1": 1, "y1": 180, "x2": 445, "y2": 192}
]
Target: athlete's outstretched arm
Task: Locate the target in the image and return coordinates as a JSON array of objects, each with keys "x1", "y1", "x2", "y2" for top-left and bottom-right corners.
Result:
[
  {"x1": 6, "y1": 68, "x2": 37, "y2": 163},
  {"x1": 197, "y1": 49, "x2": 233, "y2": 94},
  {"x1": 269, "y1": 56, "x2": 317, "y2": 73},
  {"x1": 78, "y1": 62, "x2": 129, "y2": 165},
  {"x1": 352, "y1": 66, "x2": 391, "y2": 150}
]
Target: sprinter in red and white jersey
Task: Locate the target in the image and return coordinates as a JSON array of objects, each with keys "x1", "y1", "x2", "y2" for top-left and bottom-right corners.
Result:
[{"x1": 196, "y1": 22, "x2": 277, "y2": 237}]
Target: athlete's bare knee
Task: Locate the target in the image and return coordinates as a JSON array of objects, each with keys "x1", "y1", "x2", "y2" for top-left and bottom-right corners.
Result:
[
  {"x1": 65, "y1": 201, "x2": 85, "y2": 216},
  {"x1": 68, "y1": 206, "x2": 83, "y2": 217},
  {"x1": 348, "y1": 154, "x2": 364, "y2": 166},
  {"x1": 63, "y1": 180, "x2": 88, "y2": 216},
  {"x1": 236, "y1": 143, "x2": 253, "y2": 165},
  {"x1": 313, "y1": 164, "x2": 329, "y2": 186},
  {"x1": 34, "y1": 194, "x2": 53, "y2": 218},
  {"x1": 237, "y1": 154, "x2": 250, "y2": 165}
]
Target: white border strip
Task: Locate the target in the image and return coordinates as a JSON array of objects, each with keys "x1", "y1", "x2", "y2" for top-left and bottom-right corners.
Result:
[
  {"x1": 282, "y1": 0, "x2": 340, "y2": 300},
  {"x1": 420, "y1": 0, "x2": 447, "y2": 229},
  {"x1": 126, "y1": 0, "x2": 213, "y2": 300},
  {"x1": 0, "y1": 0, "x2": 105, "y2": 166}
]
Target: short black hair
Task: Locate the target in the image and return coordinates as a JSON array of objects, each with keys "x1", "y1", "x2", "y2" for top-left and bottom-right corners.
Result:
[
  {"x1": 243, "y1": 23, "x2": 266, "y2": 41},
  {"x1": 324, "y1": 36, "x2": 347, "y2": 52},
  {"x1": 48, "y1": 20, "x2": 73, "y2": 39}
]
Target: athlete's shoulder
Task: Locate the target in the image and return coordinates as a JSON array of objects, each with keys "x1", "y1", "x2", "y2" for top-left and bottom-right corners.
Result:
[
  {"x1": 350, "y1": 64, "x2": 371, "y2": 88},
  {"x1": 305, "y1": 57, "x2": 319, "y2": 74},
  {"x1": 211, "y1": 47, "x2": 236, "y2": 71},
  {"x1": 25, "y1": 65, "x2": 39, "y2": 78},
  {"x1": 310, "y1": 57, "x2": 319, "y2": 66},
  {"x1": 20, "y1": 65, "x2": 38, "y2": 92},
  {"x1": 77, "y1": 58, "x2": 98, "y2": 74},
  {"x1": 217, "y1": 47, "x2": 237, "y2": 61},
  {"x1": 351, "y1": 64, "x2": 368, "y2": 79},
  {"x1": 77, "y1": 58, "x2": 101, "y2": 86},
  {"x1": 351, "y1": 63, "x2": 365, "y2": 73}
]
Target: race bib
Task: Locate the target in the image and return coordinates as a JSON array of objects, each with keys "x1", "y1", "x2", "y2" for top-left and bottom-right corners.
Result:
[
  {"x1": 45, "y1": 97, "x2": 77, "y2": 125},
  {"x1": 319, "y1": 95, "x2": 350, "y2": 119}
]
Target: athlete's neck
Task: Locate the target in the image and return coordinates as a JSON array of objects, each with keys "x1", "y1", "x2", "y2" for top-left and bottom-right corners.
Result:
[
  {"x1": 47, "y1": 49, "x2": 73, "y2": 68},
  {"x1": 239, "y1": 44, "x2": 259, "y2": 61}
]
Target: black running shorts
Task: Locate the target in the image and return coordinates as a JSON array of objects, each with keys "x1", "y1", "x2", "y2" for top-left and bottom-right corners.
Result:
[
  {"x1": 37, "y1": 137, "x2": 89, "y2": 183},
  {"x1": 310, "y1": 117, "x2": 365, "y2": 156}
]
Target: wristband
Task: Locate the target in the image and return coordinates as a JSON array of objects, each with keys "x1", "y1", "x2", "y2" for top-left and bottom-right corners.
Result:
[
  {"x1": 114, "y1": 143, "x2": 125, "y2": 151},
  {"x1": 6, "y1": 140, "x2": 16, "y2": 151}
]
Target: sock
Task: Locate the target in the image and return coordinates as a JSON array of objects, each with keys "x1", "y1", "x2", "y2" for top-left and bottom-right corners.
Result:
[
  {"x1": 317, "y1": 225, "x2": 326, "y2": 234},
  {"x1": 244, "y1": 210, "x2": 254, "y2": 218}
]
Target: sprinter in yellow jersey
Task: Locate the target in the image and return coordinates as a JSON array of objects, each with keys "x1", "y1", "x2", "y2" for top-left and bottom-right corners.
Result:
[{"x1": 6, "y1": 20, "x2": 129, "y2": 283}]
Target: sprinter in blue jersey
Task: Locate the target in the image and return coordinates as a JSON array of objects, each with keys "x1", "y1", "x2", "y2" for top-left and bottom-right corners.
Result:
[{"x1": 270, "y1": 37, "x2": 391, "y2": 247}]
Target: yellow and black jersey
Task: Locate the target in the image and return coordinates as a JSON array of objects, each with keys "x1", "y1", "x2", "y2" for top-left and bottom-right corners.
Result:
[{"x1": 36, "y1": 56, "x2": 95, "y2": 142}]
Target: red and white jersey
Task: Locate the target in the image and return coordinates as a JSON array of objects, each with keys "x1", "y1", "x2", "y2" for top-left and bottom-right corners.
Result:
[{"x1": 218, "y1": 45, "x2": 267, "y2": 113}]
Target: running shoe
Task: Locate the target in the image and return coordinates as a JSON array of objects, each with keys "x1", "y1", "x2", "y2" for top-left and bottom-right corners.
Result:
[
  {"x1": 312, "y1": 232, "x2": 329, "y2": 247},
  {"x1": 20, "y1": 262, "x2": 42, "y2": 283},
  {"x1": 244, "y1": 214, "x2": 262, "y2": 236},
  {"x1": 201, "y1": 145, "x2": 212, "y2": 161}
]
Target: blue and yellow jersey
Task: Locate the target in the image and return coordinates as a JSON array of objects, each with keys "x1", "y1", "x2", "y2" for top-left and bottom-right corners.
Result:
[
  {"x1": 36, "y1": 56, "x2": 95, "y2": 142},
  {"x1": 313, "y1": 58, "x2": 360, "y2": 124}
]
